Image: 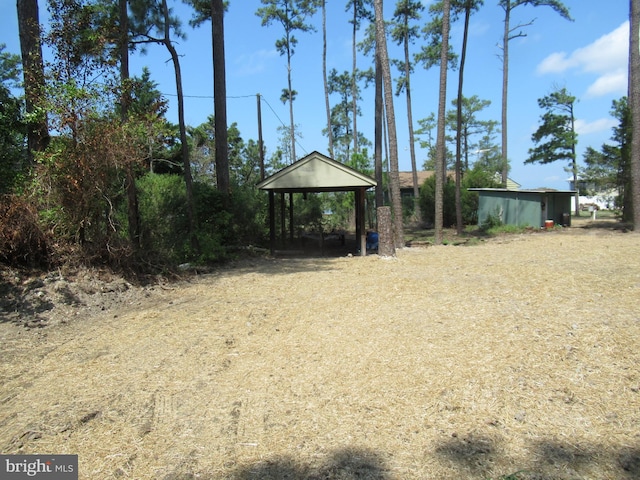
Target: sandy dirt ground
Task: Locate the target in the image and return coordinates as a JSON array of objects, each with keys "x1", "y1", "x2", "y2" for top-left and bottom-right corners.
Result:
[{"x1": 1, "y1": 220, "x2": 639, "y2": 479}]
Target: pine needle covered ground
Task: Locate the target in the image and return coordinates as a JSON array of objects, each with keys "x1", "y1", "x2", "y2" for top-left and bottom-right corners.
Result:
[{"x1": 1, "y1": 221, "x2": 639, "y2": 479}]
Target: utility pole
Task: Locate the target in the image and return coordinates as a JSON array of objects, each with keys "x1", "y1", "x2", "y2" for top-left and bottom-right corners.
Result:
[{"x1": 257, "y1": 93, "x2": 265, "y2": 180}]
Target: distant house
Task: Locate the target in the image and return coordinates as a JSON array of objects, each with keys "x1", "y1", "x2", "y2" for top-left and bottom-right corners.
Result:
[
  {"x1": 398, "y1": 171, "x2": 520, "y2": 197},
  {"x1": 468, "y1": 188, "x2": 577, "y2": 228},
  {"x1": 397, "y1": 171, "x2": 454, "y2": 198},
  {"x1": 567, "y1": 177, "x2": 617, "y2": 211},
  {"x1": 494, "y1": 173, "x2": 521, "y2": 190}
]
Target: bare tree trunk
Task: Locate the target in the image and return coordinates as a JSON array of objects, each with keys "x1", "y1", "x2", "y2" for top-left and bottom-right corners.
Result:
[
  {"x1": 17, "y1": 0, "x2": 49, "y2": 160},
  {"x1": 630, "y1": 0, "x2": 640, "y2": 229},
  {"x1": 402, "y1": 14, "x2": 420, "y2": 223},
  {"x1": 435, "y1": 0, "x2": 451, "y2": 245},
  {"x1": 454, "y1": 3, "x2": 471, "y2": 235},
  {"x1": 322, "y1": 0, "x2": 334, "y2": 158},
  {"x1": 287, "y1": 48, "x2": 296, "y2": 162},
  {"x1": 374, "y1": 49, "x2": 384, "y2": 209},
  {"x1": 500, "y1": 1, "x2": 511, "y2": 186},
  {"x1": 287, "y1": 74, "x2": 296, "y2": 161},
  {"x1": 570, "y1": 102, "x2": 580, "y2": 217},
  {"x1": 212, "y1": 0, "x2": 229, "y2": 198},
  {"x1": 351, "y1": 2, "x2": 358, "y2": 155},
  {"x1": 374, "y1": 0, "x2": 403, "y2": 248},
  {"x1": 161, "y1": 0, "x2": 196, "y2": 243},
  {"x1": 119, "y1": 0, "x2": 141, "y2": 250}
]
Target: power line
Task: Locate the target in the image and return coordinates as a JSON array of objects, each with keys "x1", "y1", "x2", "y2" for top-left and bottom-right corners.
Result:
[
  {"x1": 162, "y1": 93, "x2": 256, "y2": 100},
  {"x1": 161, "y1": 92, "x2": 309, "y2": 157},
  {"x1": 259, "y1": 95, "x2": 308, "y2": 157}
]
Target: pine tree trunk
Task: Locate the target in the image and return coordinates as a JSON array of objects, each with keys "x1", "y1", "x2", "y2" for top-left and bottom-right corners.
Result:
[
  {"x1": 17, "y1": 0, "x2": 49, "y2": 160},
  {"x1": 120, "y1": 0, "x2": 141, "y2": 250},
  {"x1": 377, "y1": 206, "x2": 395, "y2": 257},
  {"x1": 374, "y1": 50, "x2": 384, "y2": 209},
  {"x1": 501, "y1": 2, "x2": 511, "y2": 186},
  {"x1": 435, "y1": 0, "x2": 451, "y2": 245},
  {"x1": 403, "y1": 17, "x2": 420, "y2": 223},
  {"x1": 455, "y1": 4, "x2": 471, "y2": 235},
  {"x1": 212, "y1": 0, "x2": 230, "y2": 198},
  {"x1": 630, "y1": 0, "x2": 640, "y2": 229},
  {"x1": 322, "y1": 0, "x2": 334, "y2": 158},
  {"x1": 374, "y1": 0, "x2": 403, "y2": 248},
  {"x1": 351, "y1": 2, "x2": 358, "y2": 154}
]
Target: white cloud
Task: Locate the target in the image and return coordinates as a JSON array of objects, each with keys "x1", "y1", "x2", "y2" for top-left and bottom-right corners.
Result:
[
  {"x1": 537, "y1": 52, "x2": 576, "y2": 74},
  {"x1": 585, "y1": 70, "x2": 628, "y2": 97},
  {"x1": 536, "y1": 22, "x2": 629, "y2": 97},
  {"x1": 234, "y1": 49, "x2": 279, "y2": 76},
  {"x1": 574, "y1": 117, "x2": 617, "y2": 136}
]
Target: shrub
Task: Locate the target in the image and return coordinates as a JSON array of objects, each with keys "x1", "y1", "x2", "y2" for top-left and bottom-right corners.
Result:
[
  {"x1": 480, "y1": 208, "x2": 504, "y2": 232},
  {"x1": 419, "y1": 176, "x2": 457, "y2": 227},
  {"x1": 137, "y1": 173, "x2": 189, "y2": 262},
  {"x1": 419, "y1": 165, "x2": 502, "y2": 227},
  {"x1": 0, "y1": 195, "x2": 49, "y2": 267},
  {"x1": 137, "y1": 173, "x2": 269, "y2": 264}
]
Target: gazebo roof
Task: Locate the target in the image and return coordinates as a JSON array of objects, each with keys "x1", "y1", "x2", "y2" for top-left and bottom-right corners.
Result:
[{"x1": 257, "y1": 151, "x2": 376, "y2": 193}]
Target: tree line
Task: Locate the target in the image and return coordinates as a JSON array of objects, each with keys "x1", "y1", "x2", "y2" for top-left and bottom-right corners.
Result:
[{"x1": 2, "y1": 0, "x2": 640, "y2": 271}]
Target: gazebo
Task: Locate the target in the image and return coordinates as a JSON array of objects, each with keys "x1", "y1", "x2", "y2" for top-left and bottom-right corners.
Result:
[{"x1": 256, "y1": 151, "x2": 377, "y2": 256}]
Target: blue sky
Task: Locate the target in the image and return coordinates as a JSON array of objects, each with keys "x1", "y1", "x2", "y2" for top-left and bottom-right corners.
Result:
[{"x1": 0, "y1": 0, "x2": 631, "y2": 189}]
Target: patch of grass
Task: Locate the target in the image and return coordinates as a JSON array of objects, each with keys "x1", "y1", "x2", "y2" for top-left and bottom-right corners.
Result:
[{"x1": 484, "y1": 224, "x2": 531, "y2": 235}]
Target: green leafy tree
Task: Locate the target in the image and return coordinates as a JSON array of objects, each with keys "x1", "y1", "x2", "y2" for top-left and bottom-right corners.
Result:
[
  {"x1": 414, "y1": 2, "x2": 457, "y2": 72},
  {"x1": 581, "y1": 98, "x2": 631, "y2": 214},
  {"x1": 256, "y1": 0, "x2": 319, "y2": 163},
  {"x1": 326, "y1": 69, "x2": 354, "y2": 161},
  {"x1": 445, "y1": 95, "x2": 496, "y2": 172},
  {"x1": 189, "y1": 115, "x2": 217, "y2": 183},
  {"x1": 525, "y1": 87, "x2": 579, "y2": 214},
  {"x1": 40, "y1": 0, "x2": 116, "y2": 245},
  {"x1": 419, "y1": 161, "x2": 500, "y2": 227},
  {"x1": 0, "y1": 46, "x2": 27, "y2": 194},
  {"x1": 498, "y1": 0, "x2": 572, "y2": 186},
  {"x1": 472, "y1": 122, "x2": 503, "y2": 176},
  {"x1": 416, "y1": 113, "x2": 442, "y2": 170},
  {"x1": 324, "y1": 68, "x2": 371, "y2": 162},
  {"x1": 39, "y1": 1, "x2": 168, "y2": 259}
]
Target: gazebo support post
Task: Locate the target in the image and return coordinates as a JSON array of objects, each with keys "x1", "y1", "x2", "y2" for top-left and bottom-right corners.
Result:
[
  {"x1": 280, "y1": 192, "x2": 286, "y2": 247},
  {"x1": 289, "y1": 193, "x2": 294, "y2": 243},
  {"x1": 269, "y1": 191, "x2": 275, "y2": 254},
  {"x1": 356, "y1": 187, "x2": 366, "y2": 256}
]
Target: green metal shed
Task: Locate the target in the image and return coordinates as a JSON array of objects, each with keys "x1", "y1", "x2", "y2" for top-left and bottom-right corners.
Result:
[{"x1": 468, "y1": 188, "x2": 577, "y2": 228}]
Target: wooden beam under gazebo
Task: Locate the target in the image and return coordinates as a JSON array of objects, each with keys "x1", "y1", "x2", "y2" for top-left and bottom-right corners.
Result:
[{"x1": 256, "y1": 151, "x2": 377, "y2": 257}]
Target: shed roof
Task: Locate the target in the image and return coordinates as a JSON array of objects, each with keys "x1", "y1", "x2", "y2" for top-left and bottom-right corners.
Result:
[
  {"x1": 257, "y1": 151, "x2": 376, "y2": 193},
  {"x1": 398, "y1": 171, "x2": 455, "y2": 189},
  {"x1": 468, "y1": 188, "x2": 577, "y2": 194}
]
